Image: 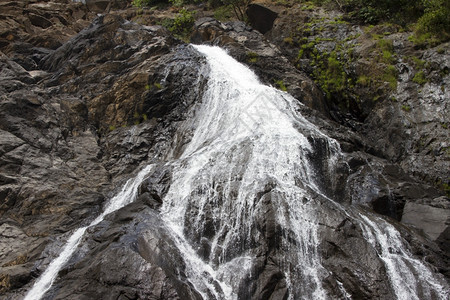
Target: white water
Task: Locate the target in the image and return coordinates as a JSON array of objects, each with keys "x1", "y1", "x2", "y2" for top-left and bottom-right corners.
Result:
[
  {"x1": 160, "y1": 45, "x2": 448, "y2": 299},
  {"x1": 24, "y1": 164, "x2": 154, "y2": 300},
  {"x1": 160, "y1": 45, "x2": 342, "y2": 299},
  {"x1": 360, "y1": 214, "x2": 449, "y2": 300}
]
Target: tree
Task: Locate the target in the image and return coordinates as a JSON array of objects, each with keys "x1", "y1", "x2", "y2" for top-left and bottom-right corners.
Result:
[{"x1": 223, "y1": 0, "x2": 252, "y2": 21}]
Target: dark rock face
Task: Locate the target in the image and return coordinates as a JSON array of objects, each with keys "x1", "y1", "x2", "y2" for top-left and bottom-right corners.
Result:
[
  {"x1": 0, "y1": 3, "x2": 208, "y2": 297},
  {"x1": 0, "y1": 1, "x2": 449, "y2": 299},
  {"x1": 246, "y1": 4, "x2": 278, "y2": 34},
  {"x1": 46, "y1": 200, "x2": 203, "y2": 300}
]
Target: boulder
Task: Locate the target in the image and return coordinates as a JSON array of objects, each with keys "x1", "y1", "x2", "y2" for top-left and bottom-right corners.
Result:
[{"x1": 246, "y1": 4, "x2": 278, "y2": 34}]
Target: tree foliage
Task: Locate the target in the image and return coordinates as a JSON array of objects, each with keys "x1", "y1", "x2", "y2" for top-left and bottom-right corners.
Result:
[
  {"x1": 312, "y1": 0, "x2": 449, "y2": 41},
  {"x1": 222, "y1": 0, "x2": 251, "y2": 21},
  {"x1": 416, "y1": 0, "x2": 450, "y2": 39}
]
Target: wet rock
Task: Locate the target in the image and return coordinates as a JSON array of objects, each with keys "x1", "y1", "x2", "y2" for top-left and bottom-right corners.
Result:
[
  {"x1": 45, "y1": 201, "x2": 202, "y2": 300},
  {"x1": 1, "y1": 7, "x2": 209, "y2": 296},
  {"x1": 0, "y1": 1, "x2": 449, "y2": 298},
  {"x1": 191, "y1": 18, "x2": 330, "y2": 117}
]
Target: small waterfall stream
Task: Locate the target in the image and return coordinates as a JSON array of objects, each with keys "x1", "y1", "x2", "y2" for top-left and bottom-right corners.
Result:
[
  {"x1": 24, "y1": 165, "x2": 154, "y2": 300},
  {"x1": 24, "y1": 45, "x2": 448, "y2": 300}
]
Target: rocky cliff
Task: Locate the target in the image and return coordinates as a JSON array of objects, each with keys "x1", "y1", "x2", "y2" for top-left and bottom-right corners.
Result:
[{"x1": 0, "y1": 0, "x2": 448, "y2": 299}]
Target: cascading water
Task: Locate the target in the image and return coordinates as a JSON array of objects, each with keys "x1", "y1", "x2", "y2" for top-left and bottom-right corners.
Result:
[
  {"x1": 24, "y1": 44, "x2": 449, "y2": 300},
  {"x1": 24, "y1": 165, "x2": 154, "y2": 300},
  {"x1": 159, "y1": 45, "x2": 449, "y2": 299}
]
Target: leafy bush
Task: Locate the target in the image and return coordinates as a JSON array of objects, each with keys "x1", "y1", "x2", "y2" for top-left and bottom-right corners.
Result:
[
  {"x1": 415, "y1": 0, "x2": 450, "y2": 42},
  {"x1": 214, "y1": 5, "x2": 233, "y2": 21},
  {"x1": 161, "y1": 9, "x2": 196, "y2": 40}
]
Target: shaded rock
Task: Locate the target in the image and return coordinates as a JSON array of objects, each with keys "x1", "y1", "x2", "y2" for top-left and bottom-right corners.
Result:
[
  {"x1": 0, "y1": 1, "x2": 449, "y2": 299},
  {"x1": 246, "y1": 4, "x2": 278, "y2": 34}
]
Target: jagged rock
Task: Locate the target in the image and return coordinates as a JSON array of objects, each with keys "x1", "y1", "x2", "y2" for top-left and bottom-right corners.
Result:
[{"x1": 44, "y1": 200, "x2": 203, "y2": 300}]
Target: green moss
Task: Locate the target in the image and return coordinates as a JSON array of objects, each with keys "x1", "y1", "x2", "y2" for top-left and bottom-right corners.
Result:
[
  {"x1": 441, "y1": 123, "x2": 448, "y2": 129},
  {"x1": 109, "y1": 125, "x2": 116, "y2": 131},
  {"x1": 356, "y1": 75, "x2": 370, "y2": 86},
  {"x1": 401, "y1": 104, "x2": 411, "y2": 112},
  {"x1": 411, "y1": 56, "x2": 426, "y2": 69},
  {"x1": 382, "y1": 49, "x2": 395, "y2": 64},
  {"x1": 312, "y1": 51, "x2": 348, "y2": 99},
  {"x1": 412, "y1": 71, "x2": 428, "y2": 85},
  {"x1": 283, "y1": 37, "x2": 294, "y2": 45},
  {"x1": 275, "y1": 80, "x2": 288, "y2": 91},
  {"x1": 377, "y1": 38, "x2": 393, "y2": 51},
  {"x1": 441, "y1": 182, "x2": 450, "y2": 197},
  {"x1": 154, "y1": 82, "x2": 162, "y2": 89},
  {"x1": 408, "y1": 32, "x2": 441, "y2": 48},
  {"x1": 247, "y1": 51, "x2": 258, "y2": 63}
]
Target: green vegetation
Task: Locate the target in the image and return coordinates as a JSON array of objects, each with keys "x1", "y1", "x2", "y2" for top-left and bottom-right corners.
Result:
[
  {"x1": 275, "y1": 80, "x2": 288, "y2": 91},
  {"x1": 443, "y1": 182, "x2": 450, "y2": 197},
  {"x1": 213, "y1": 5, "x2": 233, "y2": 21},
  {"x1": 415, "y1": 0, "x2": 450, "y2": 43},
  {"x1": 411, "y1": 56, "x2": 426, "y2": 69},
  {"x1": 412, "y1": 71, "x2": 428, "y2": 85},
  {"x1": 309, "y1": 0, "x2": 449, "y2": 44},
  {"x1": 170, "y1": 9, "x2": 195, "y2": 38},
  {"x1": 247, "y1": 51, "x2": 258, "y2": 63},
  {"x1": 222, "y1": 0, "x2": 251, "y2": 21},
  {"x1": 382, "y1": 65, "x2": 398, "y2": 90},
  {"x1": 146, "y1": 82, "x2": 162, "y2": 90},
  {"x1": 401, "y1": 104, "x2": 411, "y2": 112},
  {"x1": 356, "y1": 75, "x2": 369, "y2": 86},
  {"x1": 312, "y1": 51, "x2": 349, "y2": 99}
]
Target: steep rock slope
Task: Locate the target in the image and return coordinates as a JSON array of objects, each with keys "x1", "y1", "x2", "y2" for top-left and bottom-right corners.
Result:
[{"x1": 0, "y1": 1, "x2": 448, "y2": 299}]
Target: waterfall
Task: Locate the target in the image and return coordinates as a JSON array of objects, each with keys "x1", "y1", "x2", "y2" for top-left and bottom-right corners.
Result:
[
  {"x1": 159, "y1": 45, "x2": 448, "y2": 299},
  {"x1": 159, "y1": 44, "x2": 342, "y2": 299},
  {"x1": 24, "y1": 165, "x2": 154, "y2": 300},
  {"x1": 24, "y1": 44, "x2": 448, "y2": 300}
]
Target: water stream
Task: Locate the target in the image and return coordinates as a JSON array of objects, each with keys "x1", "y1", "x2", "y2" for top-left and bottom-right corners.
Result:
[{"x1": 24, "y1": 165, "x2": 154, "y2": 300}]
